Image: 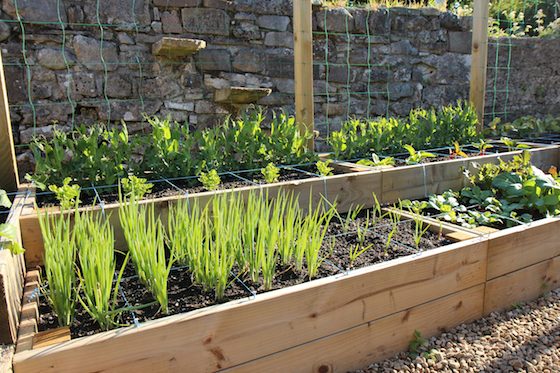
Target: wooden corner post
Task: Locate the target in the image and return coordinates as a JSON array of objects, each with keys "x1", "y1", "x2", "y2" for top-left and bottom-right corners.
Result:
[
  {"x1": 293, "y1": 0, "x2": 315, "y2": 151},
  {"x1": 0, "y1": 52, "x2": 19, "y2": 191},
  {"x1": 469, "y1": 0, "x2": 490, "y2": 133}
]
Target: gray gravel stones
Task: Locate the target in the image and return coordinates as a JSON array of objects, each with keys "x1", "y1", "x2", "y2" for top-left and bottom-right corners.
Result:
[
  {"x1": 356, "y1": 289, "x2": 560, "y2": 372},
  {"x1": 0, "y1": 345, "x2": 13, "y2": 373}
]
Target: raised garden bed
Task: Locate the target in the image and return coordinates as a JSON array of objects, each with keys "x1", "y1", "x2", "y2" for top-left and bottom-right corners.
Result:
[
  {"x1": 17, "y1": 144, "x2": 560, "y2": 268},
  {"x1": 9, "y1": 151, "x2": 560, "y2": 372}
]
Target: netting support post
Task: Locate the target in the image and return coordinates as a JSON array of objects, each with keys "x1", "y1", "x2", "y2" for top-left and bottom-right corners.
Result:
[
  {"x1": 469, "y1": 0, "x2": 490, "y2": 133},
  {"x1": 0, "y1": 52, "x2": 19, "y2": 192},
  {"x1": 293, "y1": 0, "x2": 315, "y2": 151}
]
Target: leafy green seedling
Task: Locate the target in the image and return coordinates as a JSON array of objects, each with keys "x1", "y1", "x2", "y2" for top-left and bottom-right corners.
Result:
[
  {"x1": 316, "y1": 160, "x2": 334, "y2": 177},
  {"x1": 198, "y1": 170, "x2": 221, "y2": 191},
  {"x1": 501, "y1": 137, "x2": 530, "y2": 152},
  {"x1": 473, "y1": 139, "x2": 493, "y2": 155},
  {"x1": 449, "y1": 141, "x2": 468, "y2": 159},
  {"x1": 408, "y1": 330, "x2": 428, "y2": 357},
  {"x1": 356, "y1": 153, "x2": 395, "y2": 167},
  {"x1": 404, "y1": 145, "x2": 436, "y2": 165},
  {"x1": 261, "y1": 163, "x2": 280, "y2": 183},
  {"x1": 49, "y1": 177, "x2": 81, "y2": 210},
  {"x1": 0, "y1": 190, "x2": 24, "y2": 254},
  {"x1": 121, "y1": 176, "x2": 153, "y2": 200}
]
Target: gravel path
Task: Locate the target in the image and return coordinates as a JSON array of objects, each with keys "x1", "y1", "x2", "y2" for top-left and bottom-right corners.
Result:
[
  {"x1": 356, "y1": 289, "x2": 560, "y2": 372},
  {"x1": 0, "y1": 345, "x2": 13, "y2": 373}
]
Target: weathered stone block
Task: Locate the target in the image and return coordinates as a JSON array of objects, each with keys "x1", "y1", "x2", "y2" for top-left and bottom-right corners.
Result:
[
  {"x1": 232, "y1": 22, "x2": 261, "y2": 40},
  {"x1": 153, "y1": 0, "x2": 201, "y2": 6},
  {"x1": 264, "y1": 32, "x2": 293, "y2": 48},
  {"x1": 235, "y1": 0, "x2": 292, "y2": 16},
  {"x1": 390, "y1": 40, "x2": 418, "y2": 55},
  {"x1": 257, "y1": 15, "x2": 290, "y2": 31},
  {"x1": 152, "y1": 37, "x2": 206, "y2": 57},
  {"x1": 195, "y1": 49, "x2": 232, "y2": 71},
  {"x1": 37, "y1": 49, "x2": 76, "y2": 70},
  {"x1": 71, "y1": 73, "x2": 98, "y2": 97},
  {"x1": 203, "y1": 0, "x2": 232, "y2": 10},
  {"x1": 164, "y1": 101, "x2": 195, "y2": 111},
  {"x1": 3, "y1": 0, "x2": 67, "y2": 23},
  {"x1": 214, "y1": 86, "x2": 271, "y2": 104},
  {"x1": 316, "y1": 8, "x2": 354, "y2": 33},
  {"x1": 0, "y1": 22, "x2": 11, "y2": 42},
  {"x1": 449, "y1": 31, "x2": 472, "y2": 54},
  {"x1": 233, "y1": 49, "x2": 265, "y2": 73},
  {"x1": 73, "y1": 35, "x2": 119, "y2": 71},
  {"x1": 106, "y1": 74, "x2": 133, "y2": 98},
  {"x1": 161, "y1": 11, "x2": 183, "y2": 34},
  {"x1": 182, "y1": 8, "x2": 230, "y2": 36}
]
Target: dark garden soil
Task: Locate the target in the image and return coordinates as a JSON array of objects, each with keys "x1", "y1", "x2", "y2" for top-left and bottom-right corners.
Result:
[
  {"x1": 36, "y1": 209, "x2": 454, "y2": 340},
  {"x1": 35, "y1": 165, "x2": 349, "y2": 208}
]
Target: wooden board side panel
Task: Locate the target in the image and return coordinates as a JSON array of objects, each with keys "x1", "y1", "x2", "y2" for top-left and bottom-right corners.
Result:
[
  {"x1": 484, "y1": 256, "x2": 560, "y2": 314},
  {"x1": 13, "y1": 241, "x2": 486, "y2": 373},
  {"x1": 223, "y1": 285, "x2": 485, "y2": 373},
  {"x1": 486, "y1": 218, "x2": 560, "y2": 280},
  {"x1": 0, "y1": 190, "x2": 28, "y2": 344}
]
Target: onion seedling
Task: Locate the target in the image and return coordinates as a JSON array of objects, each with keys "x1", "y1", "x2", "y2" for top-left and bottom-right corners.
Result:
[
  {"x1": 384, "y1": 207, "x2": 401, "y2": 255},
  {"x1": 277, "y1": 192, "x2": 300, "y2": 265},
  {"x1": 38, "y1": 209, "x2": 77, "y2": 326},
  {"x1": 75, "y1": 211, "x2": 128, "y2": 330},
  {"x1": 348, "y1": 244, "x2": 373, "y2": 268},
  {"x1": 302, "y1": 201, "x2": 337, "y2": 279},
  {"x1": 120, "y1": 199, "x2": 172, "y2": 313}
]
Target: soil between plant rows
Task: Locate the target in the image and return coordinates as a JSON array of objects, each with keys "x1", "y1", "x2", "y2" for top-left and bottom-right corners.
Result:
[
  {"x1": 37, "y1": 211, "x2": 452, "y2": 339},
  {"x1": 35, "y1": 166, "x2": 347, "y2": 208}
]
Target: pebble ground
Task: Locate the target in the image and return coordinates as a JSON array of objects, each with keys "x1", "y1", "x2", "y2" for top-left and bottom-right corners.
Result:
[
  {"x1": 355, "y1": 289, "x2": 560, "y2": 372},
  {"x1": 0, "y1": 345, "x2": 12, "y2": 373}
]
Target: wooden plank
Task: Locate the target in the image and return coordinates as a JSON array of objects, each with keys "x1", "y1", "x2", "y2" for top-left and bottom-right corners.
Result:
[
  {"x1": 486, "y1": 218, "x2": 560, "y2": 280},
  {"x1": 0, "y1": 51, "x2": 19, "y2": 191},
  {"x1": 484, "y1": 256, "x2": 560, "y2": 314},
  {"x1": 223, "y1": 285, "x2": 485, "y2": 373},
  {"x1": 0, "y1": 190, "x2": 28, "y2": 344},
  {"x1": 33, "y1": 327, "x2": 71, "y2": 350},
  {"x1": 15, "y1": 270, "x2": 39, "y2": 355},
  {"x1": 469, "y1": 0, "x2": 490, "y2": 131},
  {"x1": 293, "y1": 0, "x2": 314, "y2": 150},
  {"x1": 13, "y1": 240, "x2": 486, "y2": 373}
]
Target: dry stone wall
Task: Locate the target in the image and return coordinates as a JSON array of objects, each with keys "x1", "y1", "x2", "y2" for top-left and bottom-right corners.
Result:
[{"x1": 0, "y1": 0, "x2": 557, "y2": 167}]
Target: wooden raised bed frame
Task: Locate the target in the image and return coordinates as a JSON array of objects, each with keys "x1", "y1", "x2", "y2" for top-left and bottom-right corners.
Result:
[
  {"x1": 9, "y1": 145, "x2": 560, "y2": 372},
  {"x1": 18, "y1": 144, "x2": 560, "y2": 267},
  {"x1": 0, "y1": 190, "x2": 28, "y2": 344}
]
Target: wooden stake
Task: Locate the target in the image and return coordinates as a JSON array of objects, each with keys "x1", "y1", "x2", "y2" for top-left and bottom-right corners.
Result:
[
  {"x1": 0, "y1": 52, "x2": 18, "y2": 191},
  {"x1": 469, "y1": 0, "x2": 490, "y2": 132},
  {"x1": 293, "y1": 0, "x2": 315, "y2": 151}
]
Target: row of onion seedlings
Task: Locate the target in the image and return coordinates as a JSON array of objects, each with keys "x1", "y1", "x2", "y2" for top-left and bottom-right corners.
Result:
[{"x1": 38, "y1": 190, "x2": 337, "y2": 330}]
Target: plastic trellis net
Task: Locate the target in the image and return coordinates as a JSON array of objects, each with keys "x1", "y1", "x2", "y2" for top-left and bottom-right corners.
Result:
[
  {"x1": 486, "y1": 0, "x2": 560, "y2": 122},
  {"x1": 312, "y1": 6, "x2": 393, "y2": 145}
]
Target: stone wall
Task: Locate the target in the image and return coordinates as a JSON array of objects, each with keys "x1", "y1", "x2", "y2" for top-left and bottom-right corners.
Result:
[
  {"x1": 0, "y1": 0, "x2": 557, "y2": 170},
  {"x1": 485, "y1": 37, "x2": 560, "y2": 122}
]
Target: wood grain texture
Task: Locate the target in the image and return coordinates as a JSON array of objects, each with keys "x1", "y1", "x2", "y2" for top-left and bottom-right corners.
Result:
[
  {"x1": 484, "y1": 256, "x2": 560, "y2": 314},
  {"x1": 293, "y1": 0, "x2": 314, "y2": 150},
  {"x1": 223, "y1": 285, "x2": 485, "y2": 373},
  {"x1": 0, "y1": 52, "x2": 18, "y2": 191},
  {"x1": 486, "y1": 218, "x2": 560, "y2": 280},
  {"x1": 469, "y1": 0, "x2": 490, "y2": 130},
  {"x1": 15, "y1": 270, "x2": 39, "y2": 355},
  {"x1": 0, "y1": 190, "x2": 28, "y2": 344},
  {"x1": 13, "y1": 240, "x2": 486, "y2": 373}
]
